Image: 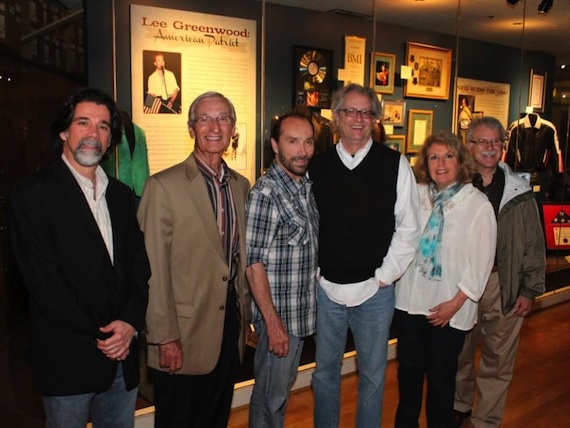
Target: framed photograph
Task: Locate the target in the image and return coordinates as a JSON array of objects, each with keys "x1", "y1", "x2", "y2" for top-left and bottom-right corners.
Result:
[
  {"x1": 370, "y1": 52, "x2": 396, "y2": 94},
  {"x1": 404, "y1": 42, "x2": 452, "y2": 100},
  {"x1": 382, "y1": 100, "x2": 406, "y2": 126},
  {"x1": 385, "y1": 134, "x2": 405, "y2": 154},
  {"x1": 406, "y1": 109, "x2": 433, "y2": 153},
  {"x1": 541, "y1": 204, "x2": 570, "y2": 250},
  {"x1": 528, "y1": 69, "x2": 547, "y2": 113},
  {"x1": 408, "y1": 154, "x2": 418, "y2": 167},
  {"x1": 142, "y1": 50, "x2": 183, "y2": 114},
  {"x1": 293, "y1": 46, "x2": 333, "y2": 109}
]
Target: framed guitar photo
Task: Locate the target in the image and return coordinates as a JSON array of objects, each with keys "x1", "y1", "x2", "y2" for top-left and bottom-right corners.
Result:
[{"x1": 370, "y1": 52, "x2": 396, "y2": 95}]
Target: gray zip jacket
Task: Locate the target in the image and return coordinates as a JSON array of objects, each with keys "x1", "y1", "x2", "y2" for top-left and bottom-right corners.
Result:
[{"x1": 496, "y1": 162, "x2": 546, "y2": 314}]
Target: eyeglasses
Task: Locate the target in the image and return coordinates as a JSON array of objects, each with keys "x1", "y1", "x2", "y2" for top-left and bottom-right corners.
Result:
[
  {"x1": 469, "y1": 138, "x2": 504, "y2": 148},
  {"x1": 192, "y1": 115, "x2": 234, "y2": 126},
  {"x1": 340, "y1": 108, "x2": 376, "y2": 119}
]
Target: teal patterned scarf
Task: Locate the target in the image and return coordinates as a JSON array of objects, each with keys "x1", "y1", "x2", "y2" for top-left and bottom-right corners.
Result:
[{"x1": 417, "y1": 182, "x2": 462, "y2": 280}]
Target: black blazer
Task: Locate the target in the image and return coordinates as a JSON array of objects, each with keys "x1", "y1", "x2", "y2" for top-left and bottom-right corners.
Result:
[{"x1": 10, "y1": 158, "x2": 150, "y2": 396}]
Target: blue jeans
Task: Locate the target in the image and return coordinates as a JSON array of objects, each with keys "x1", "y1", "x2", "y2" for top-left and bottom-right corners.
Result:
[
  {"x1": 248, "y1": 320, "x2": 305, "y2": 428},
  {"x1": 43, "y1": 363, "x2": 137, "y2": 428},
  {"x1": 313, "y1": 284, "x2": 395, "y2": 428}
]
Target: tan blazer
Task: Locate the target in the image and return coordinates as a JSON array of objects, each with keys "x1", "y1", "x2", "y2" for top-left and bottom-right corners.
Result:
[{"x1": 138, "y1": 154, "x2": 251, "y2": 375}]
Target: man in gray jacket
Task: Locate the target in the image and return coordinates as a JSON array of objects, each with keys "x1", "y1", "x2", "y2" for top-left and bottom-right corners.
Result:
[{"x1": 453, "y1": 116, "x2": 546, "y2": 427}]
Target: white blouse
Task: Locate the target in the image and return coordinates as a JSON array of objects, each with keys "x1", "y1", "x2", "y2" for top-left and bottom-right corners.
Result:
[{"x1": 395, "y1": 183, "x2": 496, "y2": 331}]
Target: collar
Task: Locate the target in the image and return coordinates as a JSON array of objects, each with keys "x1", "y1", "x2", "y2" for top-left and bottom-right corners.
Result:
[
  {"x1": 522, "y1": 113, "x2": 543, "y2": 129},
  {"x1": 61, "y1": 153, "x2": 109, "y2": 199},
  {"x1": 336, "y1": 138, "x2": 373, "y2": 166},
  {"x1": 193, "y1": 152, "x2": 230, "y2": 185},
  {"x1": 268, "y1": 161, "x2": 311, "y2": 195},
  {"x1": 473, "y1": 167, "x2": 504, "y2": 189}
]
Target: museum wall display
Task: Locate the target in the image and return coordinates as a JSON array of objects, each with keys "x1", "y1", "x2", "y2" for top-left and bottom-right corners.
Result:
[{"x1": 1, "y1": 0, "x2": 569, "y2": 424}]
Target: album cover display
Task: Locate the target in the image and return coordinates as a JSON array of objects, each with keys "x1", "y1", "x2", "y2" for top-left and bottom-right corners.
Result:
[{"x1": 293, "y1": 46, "x2": 333, "y2": 109}]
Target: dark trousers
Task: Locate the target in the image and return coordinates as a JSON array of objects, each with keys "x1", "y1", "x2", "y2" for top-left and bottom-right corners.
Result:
[
  {"x1": 395, "y1": 310, "x2": 466, "y2": 428},
  {"x1": 154, "y1": 288, "x2": 240, "y2": 428}
]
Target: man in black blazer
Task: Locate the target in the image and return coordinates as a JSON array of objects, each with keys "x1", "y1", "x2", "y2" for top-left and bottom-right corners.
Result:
[{"x1": 10, "y1": 88, "x2": 150, "y2": 427}]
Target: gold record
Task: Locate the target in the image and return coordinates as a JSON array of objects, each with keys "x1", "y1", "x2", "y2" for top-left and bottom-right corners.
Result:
[{"x1": 299, "y1": 50, "x2": 327, "y2": 83}]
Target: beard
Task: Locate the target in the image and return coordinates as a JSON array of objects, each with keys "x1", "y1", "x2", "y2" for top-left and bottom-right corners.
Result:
[
  {"x1": 277, "y1": 153, "x2": 310, "y2": 178},
  {"x1": 73, "y1": 138, "x2": 104, "y2": 167}
]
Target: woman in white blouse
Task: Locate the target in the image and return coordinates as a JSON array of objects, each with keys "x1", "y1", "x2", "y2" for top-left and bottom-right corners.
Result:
[{"x1": 395, "y1": 131, "x2": 496, "y2": 428}]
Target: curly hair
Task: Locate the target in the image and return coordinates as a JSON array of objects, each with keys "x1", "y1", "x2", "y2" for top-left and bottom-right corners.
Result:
[
  {"x1": 414, "y1": 131, "x2": 476, "y2": 185},
  {"x1": 49, "y1": 87, "x2": 122, "y2": 157}
]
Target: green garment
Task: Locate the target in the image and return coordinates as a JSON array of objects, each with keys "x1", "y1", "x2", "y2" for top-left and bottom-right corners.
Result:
[{"x1": 102, "y1": 122, "x2": 150, "y2": 197}]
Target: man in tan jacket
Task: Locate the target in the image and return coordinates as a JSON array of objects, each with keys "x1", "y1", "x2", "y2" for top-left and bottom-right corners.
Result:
[{"x1": 138, "y1": 92, "x2": 251, "y2": 428}]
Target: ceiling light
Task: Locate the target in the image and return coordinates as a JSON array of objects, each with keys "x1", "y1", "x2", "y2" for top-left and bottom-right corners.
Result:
[
  {"x1": 538, "y1": 0, "x2": 553, "y2": 14},
  {"x1": 506, "y1": 0, "x2": 519, "y2": 5}
]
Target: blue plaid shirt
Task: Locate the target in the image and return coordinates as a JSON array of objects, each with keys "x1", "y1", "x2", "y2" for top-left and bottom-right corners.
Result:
[{"x1": 246, "y1": 161, "x2": 319, "y2": 337}]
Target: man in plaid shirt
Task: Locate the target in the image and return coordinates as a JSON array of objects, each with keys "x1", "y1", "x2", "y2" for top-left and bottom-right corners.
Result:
[{"x1": 246, "y1": 112, "x2": 319, "y2": 427}]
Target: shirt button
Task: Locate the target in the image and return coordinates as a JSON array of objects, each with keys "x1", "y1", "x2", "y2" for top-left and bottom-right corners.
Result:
[
  {"x1": 219, "y1": 305, "x2": 225, "y2": 310},
  {"x1": 222, "y1": 276, "x2": 228, "y2": 282}
]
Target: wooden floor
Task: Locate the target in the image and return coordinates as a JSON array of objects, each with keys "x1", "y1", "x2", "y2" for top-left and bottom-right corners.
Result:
[{"x1": 228, "y1": 300, "x2": 570, "y2": 427}]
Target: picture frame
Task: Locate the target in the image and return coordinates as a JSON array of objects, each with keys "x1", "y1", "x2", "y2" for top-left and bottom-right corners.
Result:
[
  {"x1": 382, "y1": 100, "x2": 406, "y2": 126},
  {"x1": 404, "y1": 42, "x2": 452, "y2": 100},
  {"x1": 370, "y1": 52, "x2": 396, "y2": 94},
  {"x1": 406, "y1": 109, "x2": 433, "y2": 153},
  {"x1": 385, "y1": 134, "x2": 405, "y2": 154},
  {"x1": 528, "y1": 69, "x2": 547, "y2": 113},
  {"x1": 293, "y1": 46, "x2": 333, "y2": 109},
  {"x1": 407, "y1": 154, "x2": 418, "y2": 167},
  {"x1": 541, "y1": 204, "x2": 570, "y2": 250}
]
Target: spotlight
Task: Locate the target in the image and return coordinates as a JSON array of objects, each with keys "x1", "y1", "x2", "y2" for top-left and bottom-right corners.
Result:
[
  {"x1": 506, "y1": 0, "x2": 519, "y2": 5},
  {"x1": 538, "y1": 0, "x2": 553, "y2": 13}
]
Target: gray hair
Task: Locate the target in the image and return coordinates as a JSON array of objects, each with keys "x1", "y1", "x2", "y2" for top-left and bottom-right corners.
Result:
[
  {"x1": 466, "y1": 116, "x2": 506, "y2": 142},
  {"x1": 187, "y1": 91, "x2": 237, "y2": 124},
  {"x1": 330, "y1": 83, "x2": 381, "y2": 117}
]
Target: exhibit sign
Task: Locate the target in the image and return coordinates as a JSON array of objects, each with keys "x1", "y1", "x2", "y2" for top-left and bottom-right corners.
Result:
[
  {"x1": 341, "y1": 35, "x2": 366, "y2": 86},
  {"x1": 454, "y1": 77, "x2": 511, "y2": 138},
  {"x1": 130, "y1": 5, "x2": 257, "y2": 182}
]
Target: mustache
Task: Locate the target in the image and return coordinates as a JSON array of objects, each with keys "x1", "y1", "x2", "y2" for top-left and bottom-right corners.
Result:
[
  {"x1": 77, "y1": 138, "x2": 103, "y2": 151},
  {"x1": 292, "y1": 156, "x2": 310, "y2": 162},
  {"x1": 480, "y1": 149, "x2": 499, "y2": 156}
]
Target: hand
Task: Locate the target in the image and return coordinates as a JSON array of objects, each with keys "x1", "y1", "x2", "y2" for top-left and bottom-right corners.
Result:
[
  {"x1": 159, "y1": 340, "x2": 183, "y2": 374},
  {"x1": 510, "y1": 296, "x2": 533, "y2": 317},
  {"x1": 266, "y1": 317, "x2": 290, "y2": 358},
  {"x1": 97, "y1": 320, "x2": 136, "y2": 361},
  {"x1": 427, "y1": 299, "x2": 462, "y2": 327}
]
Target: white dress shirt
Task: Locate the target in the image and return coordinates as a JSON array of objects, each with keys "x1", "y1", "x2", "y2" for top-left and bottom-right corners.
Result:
[
  {"x1": 62, "y1": 154, "x2": 114, "y2": 263},
  {"x1": 319, "y1": 139, "x2": 421, "y2": 307}
]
